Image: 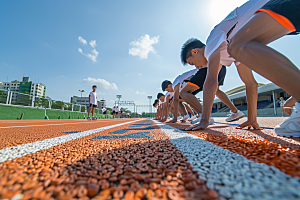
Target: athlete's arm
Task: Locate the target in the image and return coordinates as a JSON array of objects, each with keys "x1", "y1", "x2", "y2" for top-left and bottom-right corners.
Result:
[
  {"x1": 162, "y1": 96, "x2": 171, "y2": 121},
  {"x1": 89, "y1": 94, "x2": 91, "y2": 105},
  {"x1": 167, "y1": 85, "x2": 180, "y2": 123},
  {"x1": 202, "y1": 48, "x2": 222, "y2": 122}
]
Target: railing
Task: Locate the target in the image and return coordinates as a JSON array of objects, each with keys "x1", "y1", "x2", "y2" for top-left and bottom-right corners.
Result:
[{"x1": 0, "y1": 89, "x2": 102, "y2": 113}]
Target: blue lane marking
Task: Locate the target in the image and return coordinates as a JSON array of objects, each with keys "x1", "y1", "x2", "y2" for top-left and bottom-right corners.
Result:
[
  {"x1": 92, "y1": 132, "x2": 153, "y2": 139},
  {"x1": 109, "y1": 126, "x2": 154, "y2": 134},
  {"x1": 62, "y1": 131, "x2": 81, "y2": 134},
  {"x1": 128, "y1": 125, "x2": 142, "y2": 127},
  {"x1": 214, "y1": 122, "x2": 274, "y2": 129},
  {"x1": 132, "y1": 123, "x2": 152, "y2": 126}
]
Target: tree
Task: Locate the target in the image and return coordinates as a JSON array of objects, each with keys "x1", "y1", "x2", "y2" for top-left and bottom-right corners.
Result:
[
  {"x1": 52, "y1": 101, "x2": 64, "y2": 109},
  {"x1": 0, "y1": 91, "x2": 8, "y2": 103}
]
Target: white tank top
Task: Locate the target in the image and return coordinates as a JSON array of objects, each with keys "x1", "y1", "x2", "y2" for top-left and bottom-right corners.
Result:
[{"x1": 204, "y1": 0, "x2": 270, "y2": 66}]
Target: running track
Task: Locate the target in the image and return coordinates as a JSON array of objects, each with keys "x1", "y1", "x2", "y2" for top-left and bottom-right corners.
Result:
[{"x1": 0, "y1": 118, "x2": 299, "y2": 200}]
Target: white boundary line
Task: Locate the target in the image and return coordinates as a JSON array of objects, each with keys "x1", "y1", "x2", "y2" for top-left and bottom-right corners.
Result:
[
  {"x1": 154, "y1": 121, "x2": 300, "y2": 200},
  {"x1": 0, "y1": 120, "x2": 128, "y2": 128},
  {"x1": 0, "y1": 119, "x2": 141, "y2": 163}
]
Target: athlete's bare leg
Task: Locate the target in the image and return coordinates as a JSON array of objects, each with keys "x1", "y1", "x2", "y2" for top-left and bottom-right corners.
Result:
[
  {"x1": 228, "y1": 12, "x2": 300, "y2": 103},
  {"x1": 216, "y1": 87, "x2": 238, "y2": 113},
  {"x1": 284, "y1": 96, "x2": 297, "y2": 115},
  {"x1": 236, "y1": 63, "x2": 261, "y2": 129}
]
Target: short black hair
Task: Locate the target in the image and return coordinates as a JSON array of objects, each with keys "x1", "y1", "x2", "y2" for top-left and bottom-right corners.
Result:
[
  {"x1": 161, "y1": 80, "x2": 172, "y2": 91},
  {"x1": 153, "y1": 99, "x2": 159, "y2": 107},
  {"x1": 181, "y1": 38, "x2": 205, "y2": 65},
  {"x1": 157, "y1": 93, "x2": 164, "y2": 99},
  {"x1": 92, "y1": 85, "x2": 97, "y2": 88}
]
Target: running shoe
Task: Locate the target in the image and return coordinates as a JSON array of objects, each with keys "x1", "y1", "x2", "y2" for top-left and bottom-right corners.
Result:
[
  {"x1": 275, "y1": 102, "x2": 300, "y2": 138},
  {"x1": 191, "y1": 115, "x2": 214, "y2": 125},
  {"x1": 188, "y1": 115, "x2": 197, "y2": 121},
  {"x1": 87, "y1": 117, "x2": 91, "y2": 120},
  {"x1": 92, "y1": 117, "x2": 97, "y2": 120},
  {"x1": 177, "y1": 116, "x2": 183, "y2": 121},
  {"x1": 225, "y1": 110, "x2": 245, "y2": 122},
  {"x1": 209, "y1": 117, "x2": 215, "y2": 125},
  {"x1": 182, "y1": 114, "x2": 190, "y2": 121}
]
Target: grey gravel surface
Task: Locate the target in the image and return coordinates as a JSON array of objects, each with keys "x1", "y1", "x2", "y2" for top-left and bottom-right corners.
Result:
[{"x1": 154, "y1": 121, "x2": 300, "y2": 200}]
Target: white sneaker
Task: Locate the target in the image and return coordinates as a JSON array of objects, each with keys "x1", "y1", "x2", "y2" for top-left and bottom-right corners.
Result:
[
  {"x1": 275, "y1": 103, "x2": 300, "y2": 138},
  {"x1": 191, "y1": 114, "x2": 214, "y2": 125},
  {"x1": 209, "y1": 117, "x2": 215, "y2": 125},
  {"x1": 225, "y1": 110, "x2": 245, "y2": 122},
  {"x1": 182, "y1": 114, "x2": 190, "y2": 121},
  {"x1": 191, "y1": 117, "x2": 201, "y2": 124},
  {"x1": 177, "y1": 116, "x2": 183, "y2": 121},
  {"x1": 188, "y1": 115, "x2": 197, "y2": 121}
]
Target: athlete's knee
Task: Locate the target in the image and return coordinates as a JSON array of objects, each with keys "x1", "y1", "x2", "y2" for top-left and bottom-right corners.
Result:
[
  {"x1": 245, "y1": 79, "x2": 258, "y2": 89},
  {"x1": 179, "y1": 90, "x2": 187, "y2": 98},
  {"x1": 228, "y1": 38, "x2": 248, "y2": 59}
]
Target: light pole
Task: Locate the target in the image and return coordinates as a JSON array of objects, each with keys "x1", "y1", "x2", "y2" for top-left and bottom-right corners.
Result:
[
  {"x1": 79, "y1": 90, "x2": 85, "y2": 112},
  {"x1": 116, "y1": 95, "x2": 122, "y2": 118},
  {"x1": 147, "y1": 96, "x2": 152, "y2": 118},
  {"x1": 79, "y1": 90, "x2": 85, "y2": 99}
]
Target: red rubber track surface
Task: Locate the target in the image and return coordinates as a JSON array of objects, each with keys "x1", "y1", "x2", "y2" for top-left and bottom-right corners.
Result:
[
  {"x1": 0, "y1": 119, "x2": 219, "y2": 200},
  {"x1": 0, "y1": 119, "x2": 137, "y2": 150}
]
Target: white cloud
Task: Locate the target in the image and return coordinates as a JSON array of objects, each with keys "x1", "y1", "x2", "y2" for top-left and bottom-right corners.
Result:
[
  {"x1": 83, "y1": 77, "x2": 118, "y2": 90},
  {"x1": 78, "y1": 48, "x2": 99, "y2": 62},
  {"x1": 89, "y1": 40, "x2": 97, "y2": 48},
  {"x1": 98, "y1": 91, "x2": 106, "y2": 95},
  {"x1": 129, "y1": 34, "x2": 159, "y2": 59},
  {"x1": 138, "y1": 73, "x2": 142, "y2": 76},
  {"x1": 78, "y1": 36, "x2": 87, "y2": 45},
  {"x1": 135, "y1": 90, "x2": 146, "y2": 95}
]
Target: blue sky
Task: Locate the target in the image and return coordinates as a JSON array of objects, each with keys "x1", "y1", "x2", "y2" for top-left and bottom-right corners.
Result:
[{"x1": 1, "y1": 0, "x2": 300, "y2": 113}]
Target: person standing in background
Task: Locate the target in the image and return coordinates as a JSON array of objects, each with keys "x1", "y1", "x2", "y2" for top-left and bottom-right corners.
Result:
[{"x1": 279, "y1": 97, "x2": 286, "y2": 117}]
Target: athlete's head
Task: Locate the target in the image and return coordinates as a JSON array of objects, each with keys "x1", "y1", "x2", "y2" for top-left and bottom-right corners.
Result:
[
  {"x1": 161, "y1": 80, "x2": 173, "y2": 92},
  {"x1": 92, "y1": 85, "x2": 97, "y2": 92},
  {"x1": 181, "y1": 38, "x2": 207, "y2": 69},
  {"x1": 157, "y1": 93, "x2": 165, "y2": 102},
  {"x1": 153, "y1": 99, "x2": 159, "y2": 108}
]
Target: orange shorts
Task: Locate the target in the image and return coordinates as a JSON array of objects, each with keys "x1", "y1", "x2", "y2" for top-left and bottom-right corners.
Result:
[{"x1": 256, "y1": 9, "x2": 296, "y2": 32}]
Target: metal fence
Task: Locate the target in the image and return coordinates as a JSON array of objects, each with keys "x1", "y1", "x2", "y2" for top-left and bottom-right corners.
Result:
[{"x1": 0, "y1": 89, "x2": 109, "y2": 114}]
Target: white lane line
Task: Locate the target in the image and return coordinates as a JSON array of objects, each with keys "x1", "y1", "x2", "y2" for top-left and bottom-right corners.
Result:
[
  {"x1": 0, "y1": 119, "x2": 141, "y2": 163},
  {"x1": 0, "y1": 119, "x2": 125, "y2": 124},
  {"x1": 0, "y1": 120, "x2": 127, "y2": 128},
  {"x1": 154, "y1": 121, "x2": 300, "y2": 200}
]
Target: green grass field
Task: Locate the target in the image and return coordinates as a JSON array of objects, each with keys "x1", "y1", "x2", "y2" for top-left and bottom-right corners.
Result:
[{"x1": 0, "y1": 105, "x2": 113, "y2": 120}]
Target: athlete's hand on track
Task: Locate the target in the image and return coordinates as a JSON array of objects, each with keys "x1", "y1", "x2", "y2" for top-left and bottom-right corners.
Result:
[
  {"x1": 185, "y1": 119, "x2": 209, "y2": 131},
  {"x1": 236, "y1": 120, "x2": 262, "y2": 130}
]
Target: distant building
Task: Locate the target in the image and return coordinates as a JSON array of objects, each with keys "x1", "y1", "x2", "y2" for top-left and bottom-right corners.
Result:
[
  {"x1": 1, "y1": 77, "x2": 46, "y2": 103},
  {"x1": 212, "y1": 83, "x2": 290, "y2": 117},
  {"x1": 71, "y1": 96, "x2": 106, "y2": 109},
  {"x1": 99, "y1": 99, "x2": 106, "y2": 109}
]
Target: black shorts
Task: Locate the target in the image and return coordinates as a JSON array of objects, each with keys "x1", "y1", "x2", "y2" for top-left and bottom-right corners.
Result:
[
  {"x1": 169, "y1": 95, "x2": 182, "y2": 103},
  {"x1": 103, "y1": 111, "x2": 107, "y2": 114},
  {"x1": 90, "y1": 104, "x2": 97, "y2": 108},
  {"x1": 112, "y1": 111, "x2": 115, "y2": 114},
  {"x1": 187, "y1": 65, "x2": 226, "y2": 91},
  {"x1": 260, "y1": 0, "x2": 300, "y2": 33}
]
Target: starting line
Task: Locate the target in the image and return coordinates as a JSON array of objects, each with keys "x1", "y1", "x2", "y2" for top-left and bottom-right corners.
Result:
[{"x1": 214, "y1": 122, "x2": 274, "y2": 129}]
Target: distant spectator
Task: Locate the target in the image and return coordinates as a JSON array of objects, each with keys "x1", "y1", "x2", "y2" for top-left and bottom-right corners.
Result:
[
  {"x1": 279, "y1": 97, "x2": 286, "y2": 117},
  {"x1": 87, "y1": 85, "x2": 98, "y2": 120},
  {"x1": 102, "y1": 107, "x2": 107, "y2": 119}
]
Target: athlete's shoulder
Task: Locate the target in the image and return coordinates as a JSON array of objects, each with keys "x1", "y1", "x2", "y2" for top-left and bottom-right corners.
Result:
[{"x1": 205, "y1": 30, "x2": 226, "y2": 60}]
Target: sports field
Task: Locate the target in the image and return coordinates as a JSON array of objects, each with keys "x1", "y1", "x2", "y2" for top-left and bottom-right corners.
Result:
[{"x1": 0, "y1": 118, "x2": 299, "y2": 200}]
